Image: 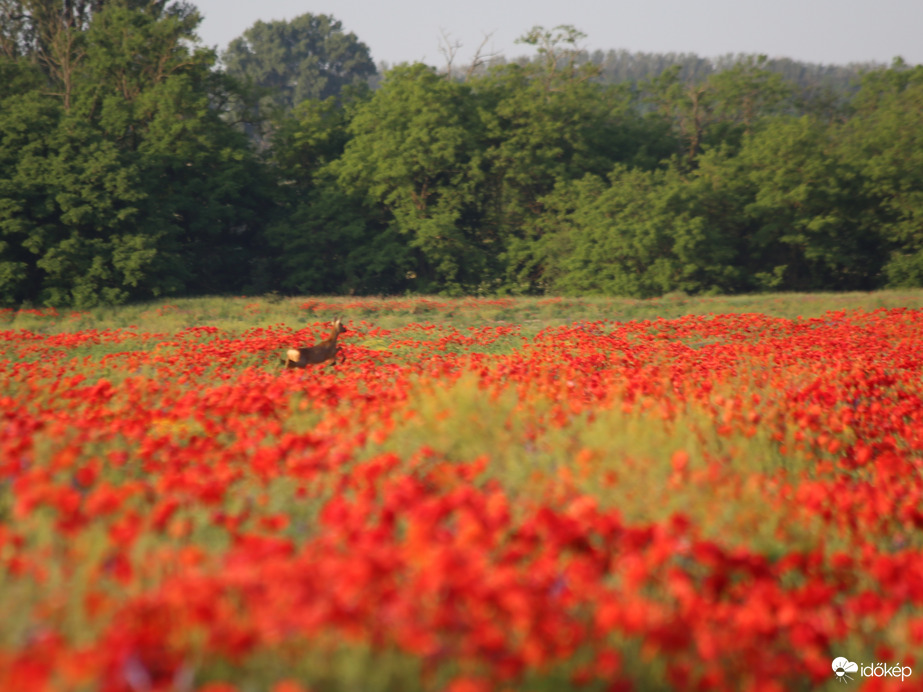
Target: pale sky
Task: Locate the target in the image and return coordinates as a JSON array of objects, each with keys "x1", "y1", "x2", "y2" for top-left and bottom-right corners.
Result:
[{"x1": 190, "y1": 0, "x2": 923, "y2": 68}]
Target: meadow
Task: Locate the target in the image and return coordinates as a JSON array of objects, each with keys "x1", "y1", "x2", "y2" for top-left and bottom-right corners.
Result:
[{"x1": 2, "y1": 291, "x2": 923, "y2": 691}]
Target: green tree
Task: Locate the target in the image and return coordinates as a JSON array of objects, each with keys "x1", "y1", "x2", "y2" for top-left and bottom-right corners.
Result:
[
  {"x1": 264, "y1": 93, "x2": 408, "y2": 295},
  {"x1": 533, "y1": 165, "x2": 737, "y2": 297},
  {"x1": 223, "y1": 13, "x2": 376, "y2": 116},
  {"x1": 0, "y1": 1, "x2": 270, "y2": 307},
  {"x1": 842, "y1": 61, "x2": 923, "y2": 286},
  {"x1": 642, "y1": 65, "x2": 716, "y2": 161},
  {"x1": 81, "y1": 2, "x2": 271, "y2": 297},
  {"x1": 0, "y1": 1, "x2": 173, "y2": 108},
  {"x1": 0, "y1": 68, "x2": 59, "y2": 304},
  {"x1": 643, "y1": 56, "x2": 794, "y2": 164},
  {"x1": 709, "y1": 55, "x2": 793, "y2": 136},
  {"x1": 729, "y1": 116, "x2": 879, "y2": 290},
  {"x1": 478, "y1": 26, "x2": 666, "y2": 292},
  {"x1": 333, "y1": 64, "x2": 490, "y2": 293}
]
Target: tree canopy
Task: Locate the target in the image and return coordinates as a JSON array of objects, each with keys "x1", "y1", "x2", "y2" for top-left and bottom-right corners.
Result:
[
  {"x1": 0, "y1": 0, "x2": 270, "y2": 307},
  {"x1": 222, "y1": 12, "x2": 376, "y2": 114},
  {"x1": 1, "y1": 8, "x2": 923, "y2": 306}
]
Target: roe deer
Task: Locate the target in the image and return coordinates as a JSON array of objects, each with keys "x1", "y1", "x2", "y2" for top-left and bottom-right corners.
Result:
[{"x1": 285, "y1": 317, "x2": 348, "y2": 369}]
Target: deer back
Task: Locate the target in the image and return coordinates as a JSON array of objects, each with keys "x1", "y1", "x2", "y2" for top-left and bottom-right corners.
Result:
[{"x1": 285, "y1": 317, "x2": 346, "y2": 368}]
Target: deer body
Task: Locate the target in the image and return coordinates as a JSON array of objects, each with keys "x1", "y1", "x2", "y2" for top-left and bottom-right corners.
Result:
[{"x1": 286, "y1": 317, "x2": 347, "y2": 369}]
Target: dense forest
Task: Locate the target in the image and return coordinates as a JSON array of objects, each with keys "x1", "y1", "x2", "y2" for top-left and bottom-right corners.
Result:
[{"x1": 1, "y1": 1, "x2": 922, "y2": 306}]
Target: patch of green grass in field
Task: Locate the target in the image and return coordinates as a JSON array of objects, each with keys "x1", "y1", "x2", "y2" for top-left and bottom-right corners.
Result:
[{"x1": 5, "y1": 289, "x2": 923, "y2": 337}]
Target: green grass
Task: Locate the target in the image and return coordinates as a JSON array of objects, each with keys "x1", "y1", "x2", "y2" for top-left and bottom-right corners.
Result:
[{"x1": 4, "y1": 289, "x2": 923, "y2": 336}]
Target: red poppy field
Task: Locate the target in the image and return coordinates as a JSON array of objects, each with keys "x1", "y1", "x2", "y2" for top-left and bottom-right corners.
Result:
[{"x1": 2, "y1": 295, "x2": 923, "y2": 692}]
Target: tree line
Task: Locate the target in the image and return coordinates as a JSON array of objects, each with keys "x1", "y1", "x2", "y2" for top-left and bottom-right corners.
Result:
[{"x1": 1, "y1": 2, "x2": 922, "y2": 307}]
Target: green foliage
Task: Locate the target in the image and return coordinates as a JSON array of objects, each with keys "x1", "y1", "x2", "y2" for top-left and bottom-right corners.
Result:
[
  {"x1": 0, "y1": 75, "x2": 57, "y2": 303},
  {"x1": 479, "y1": 65, "x2": 606, "y2": 228},
  {"x1": 642, "y1": 57, "x2": 793, "y2": 163},
  {"x1": 26, "y1": 119, "x2": 170, "y2": 307},
  {"x1": 222, "y1": 13, "x2": 376, "y2": 117},
  {"x1": 708, "y1": 56, "x2": 794, "y2": 134},
  {"x1": 267, "y1": 184, "x2": 406, "y2": 295},
  {"x1": 270, "y1": 96, "x2": 355, "y2": 178},
  {"x1": 842, "y1": 61, "x2": 923, "y2": 287},
  {"x1": 0, "y1": 2, "x2": 271, "y2": 307},
  {"x1": 2, "y1": 10, "x2": 923, "y2": 305},
  {"x1": 334, "y1": 64, "x2": 490, "y2": 293},
  {"x1": 0, "y1": 55, "x2": 45, "y2": 97},
  {"x1": 264, "y1": 91, "x2": 410, "y2": 295},
  {"x1": 731, "y1": 116, "x2": 880, "y2": 290},
  {"x1": 532, "y1": 166, "x2": 736, "y2": 297}
]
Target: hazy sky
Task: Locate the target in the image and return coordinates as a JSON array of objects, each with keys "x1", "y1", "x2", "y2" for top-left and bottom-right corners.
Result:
[{"x1": 190, "y1": 0, "x2": 923, "y2": 68}]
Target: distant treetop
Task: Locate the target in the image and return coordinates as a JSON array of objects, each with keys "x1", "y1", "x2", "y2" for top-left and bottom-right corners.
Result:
[{"x1": 222, "y1": 12, "x2": 377, "y2": 114}]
